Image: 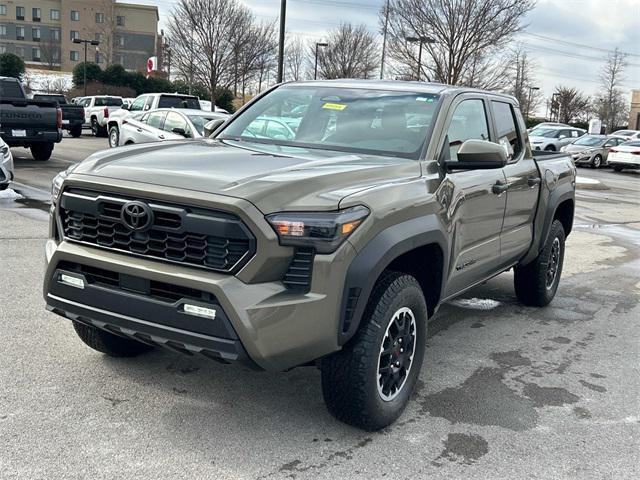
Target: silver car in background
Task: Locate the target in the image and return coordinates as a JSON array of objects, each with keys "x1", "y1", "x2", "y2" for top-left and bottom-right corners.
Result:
[
  {"x1": 0, "y1": 136, "x2": 14, "y2": 191},
  {"x1": 529, "y1": 125, "x2": 586, "y2": 151},
  {"x1": 118, "y1": 108, "x2": 228, "y2": 146},
  {"x1": 561, "y1": 135, "x2": 628, "y2": 168}
]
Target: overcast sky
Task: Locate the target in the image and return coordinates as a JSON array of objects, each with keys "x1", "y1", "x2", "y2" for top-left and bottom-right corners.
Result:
[{"x1": 130, "y1": 0, "x2": 639, "y2": 106}]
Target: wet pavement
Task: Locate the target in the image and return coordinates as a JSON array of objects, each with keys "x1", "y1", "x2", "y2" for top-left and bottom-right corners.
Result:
[{"x1": 1, "y1": 144, "x2": 639, "y2": 479}]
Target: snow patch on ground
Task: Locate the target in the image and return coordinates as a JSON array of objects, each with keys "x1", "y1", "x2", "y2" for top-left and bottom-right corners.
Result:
[
  {"x1": 0, "y1": 188, "x2": 24, "y2": 200},
  {"x1": 23, "y1": 69, "x2": 73, "y2": 93},
  {"x1": 576, "y1": 176, "x2": 601, "y2": 185},
  {"x1": 449, "y1": 298, "x2": 502, "y2": 310}
]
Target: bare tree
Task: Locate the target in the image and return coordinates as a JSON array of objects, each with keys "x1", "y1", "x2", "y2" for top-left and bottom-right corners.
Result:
[
  {"x1": 553, "y1": 86, "x2": 591, "y2": 124},
  {"x1": 168, "y1": 0, "x2": 257, "y2": 102},
  {"x1": 593, "y1": 48, "x2": 628, "y2": 132},
  {"x1": 95, "y1": 0, "x2": 116, "y2": 65},
  {"x1": 507, "y1": 45, "x2": 542, "y2": 118},
  {"x1": 315, "y1": 23, "x2": 379, "y2": 79},
  {"x1": 382, "y1": 0, "x2": 535, "y2": 86},
  {"x1": 286, "y1": 37, "x2": 307, "y2": 81},
  {"x1": 40, "y1": 31, "x2": 61, "y2": 70}
]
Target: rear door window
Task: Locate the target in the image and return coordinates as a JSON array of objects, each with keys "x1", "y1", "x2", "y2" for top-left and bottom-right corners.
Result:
[
  {"x1": 146, "y1": 111, "x2": 167, "y2": 129},
  {"x1": 491, "y1": 101, "x2": 523, "y2": 160},
  {"x1": 445, "y1": 99, "x2": 490, "y2": 161},
  {"x1": 0, "y1": 80, "x2": 25, "y2": 98},
  {"x1": 163, "y1": 111, "x2": 190, "y2": 136}
]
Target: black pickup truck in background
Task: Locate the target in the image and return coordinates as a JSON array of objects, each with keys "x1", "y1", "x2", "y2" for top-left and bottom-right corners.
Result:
[
  {"x1": 32, "y1": 93, "x2": 84, "y2": 138},
  {"x1": 0, "y1": 76, "x2": 63, "y2": 161}
]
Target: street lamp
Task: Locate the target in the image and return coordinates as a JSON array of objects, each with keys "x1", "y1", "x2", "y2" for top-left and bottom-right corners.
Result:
[
  {"x1": 527, "y1": 86, "x2": 540, "y2": 120},
  {"x1": 73, "y1": 38, "x2": 100, "y2": 97},
  {"x1": 314, "y1": 42, "x2": 328, "y2": 80},
  {"x1": 405, "y1": 35, "x2": 435, "y2": 81}
]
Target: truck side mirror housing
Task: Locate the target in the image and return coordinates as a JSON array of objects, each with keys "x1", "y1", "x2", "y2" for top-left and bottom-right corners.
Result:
[
  {"x1": 204, "y1": 118, "x2": 226, "y2": 137},
  {"x1": 444, "y1": 139, "x2": 508, "y2": 171}
]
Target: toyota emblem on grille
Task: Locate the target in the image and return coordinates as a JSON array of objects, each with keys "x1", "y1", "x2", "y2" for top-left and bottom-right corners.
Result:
[{"x1": 121, "y1": 201, "x2": 153, "y2": 231}]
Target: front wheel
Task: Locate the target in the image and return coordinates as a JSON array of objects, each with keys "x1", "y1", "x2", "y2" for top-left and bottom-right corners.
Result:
[
  {"x1": 30, "y1": 143, "x2": 53, "y2": 161},
  {"x1": 108, "y1": 126, "x2": 120, "y2": 147},
  {"x1": 321, "y1": 272, "x2": 427, "y2": 431},
  {"x1": 514, "y1": 219, "x2": 566, "y2": 307},
  {"x1": 73, "y1": 322, "x2": 153, "y2": 357}
]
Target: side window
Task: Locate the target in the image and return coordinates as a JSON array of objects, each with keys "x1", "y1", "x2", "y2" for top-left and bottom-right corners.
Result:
[
  {"x1": 491, "y1": 101, "x2": 522, "y2": 160},
  {"x1": 129, "y1": 96, "x2": 146, "y2": 112},
  {"x1": 604, "y1": 139, "x2": 616, "y2": 147},
  {"x1": 445, "y1": 99, "x2": 489, "y2": 161},
  {"x1": 571, "y1": 130, "x2": 580, "y2": 138},
  {"x1": 164, "y1": 112, "x2": 189, "y2": 136},
  {"x1": 558, "y1": 130, "x2": 571, "y2": 139},
  {"x1": 147, "y1": 111, "x2": 166, "y2": 129}
]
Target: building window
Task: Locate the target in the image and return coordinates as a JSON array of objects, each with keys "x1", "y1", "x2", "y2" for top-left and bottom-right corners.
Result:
[
  {"x1": 95, "y1": 12, "x2": 104, "y2": 24},
  {"x1": 16, "y1": 6, "x2": 25, "y2": 20},
  {"x1": 116, "y1": 15, "x2": 125, "y2": 26},
  {"x1": 70, "y1": 30, "x2": 79, "y2": 41},
  {"x1": 50, "y1": 28, "x2": 60, "y2": 41},
  {"x1": 94, "y1": 32, "x2": 101, "y2": 42},
  {"x1": 32, "y1": 46, "x2": 40, "y2": 61},
  {"x1": 95, "y1": 52, "x2": 103, "y2": 64},
  {"x1": 0, "y1": 25, "x2": 5, "y2": 36},
  {"x1": 16, "y1": 26, "x2": 24, "y2": 40},
  {"x1": 50, "y1": 9, "x2": 60, "y2": 21},
  {"x1": 117, "y1": 35, "x2": 125, "y2": 47},
  {"x1": 0, "y1": 45, "x2": 5, "y2": 54},
  {"x1": 116, "y1": 54, "x2": 125, "y2": 66},
  {"x1": 70, "y1": 10, "x2": 79, "y2": 21},
  {"x1": 70, "y1": 50, "x2": 79, "y2": 61},
  {"x1": 32, "y1": 27, "x2": 40, "y2": 41},
  {"x1": 15, "y1": 46, "x2": 24, "y2": 58},
  {"x1": 0, "y1": 5, "x2": 6, "y2": 16},
  {"x1": 32, "y1": 7, "x2": 40, "y2": 21}
]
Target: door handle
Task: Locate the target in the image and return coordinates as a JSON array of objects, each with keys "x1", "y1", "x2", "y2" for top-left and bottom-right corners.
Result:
[
  {"x1": 527, "y1": 176, "x2": 541, "y2": 187},
  {"x1": 136, "y1": 128, "x2": 142, "y2": 132},
  {"x1": 492, "y1": 181, "x2": 509, "y2": 195},
  {"x1": 158, "y1": 135, "x2": 165, "y2": 139}
]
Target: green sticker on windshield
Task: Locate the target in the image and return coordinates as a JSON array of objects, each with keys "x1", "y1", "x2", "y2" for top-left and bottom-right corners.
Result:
[
  {"x1": 323, "y1": 102, "x2": 347, "y2": 111},
  {"x1": 416, "y1": 97, "x2": 435, "y2": 103}
]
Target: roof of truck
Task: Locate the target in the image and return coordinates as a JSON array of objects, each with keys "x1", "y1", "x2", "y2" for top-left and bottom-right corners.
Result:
[{"x1": 285, "y1": 79, "x2": 517, "y2": 101}]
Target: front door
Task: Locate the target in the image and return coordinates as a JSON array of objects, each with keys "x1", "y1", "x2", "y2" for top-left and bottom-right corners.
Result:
[
  {"x1": 440, "y1": 97, "x2": 507, "y2": 298},
  {"x1": 492, "y1": 100, "x2": 540, "y2": 265}
]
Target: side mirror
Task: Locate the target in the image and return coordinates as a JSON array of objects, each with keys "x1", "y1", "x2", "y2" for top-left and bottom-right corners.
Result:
[
  {"x1": 558, "y1": 135, "x2": 567, "y2": 139},
  {"x1": 204, "y1": 118, "x2": 226, "y2": 137},
  {"x1": 172, "y1": 127, "x2": 189, "y2": 138},
  {"x1": 121, "y1": 104, "x2": 130, "y2": 111},
  {"x1": 444, "y1": 139, "x2": 508, "y2": 171}
]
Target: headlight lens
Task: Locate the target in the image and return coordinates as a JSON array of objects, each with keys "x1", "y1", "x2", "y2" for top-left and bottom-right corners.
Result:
[
  {"x1": 0, "y1": 144, "x2": 10, "y2": 159},
  {"x1": 266, "y1": 205, "x2": 370, "y2": 254},
  {"x1": 51, "y1": 166, "x2": 75, "y2": 202}
]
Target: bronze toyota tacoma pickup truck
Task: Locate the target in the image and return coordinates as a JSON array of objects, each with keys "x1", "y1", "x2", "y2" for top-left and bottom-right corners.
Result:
[{"x1": 44, "y1": 80, "x2": 576, "y2": 430}]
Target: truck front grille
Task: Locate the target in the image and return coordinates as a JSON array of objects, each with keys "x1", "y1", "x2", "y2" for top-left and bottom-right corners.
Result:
[{"x1": 59, "y1": 189, "x2": 255, "y2": 273}]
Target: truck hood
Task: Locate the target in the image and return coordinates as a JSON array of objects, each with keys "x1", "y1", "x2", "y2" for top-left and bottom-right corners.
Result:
[{"x1": 70, "y1": 139, "x2": 421, "y2": 213}]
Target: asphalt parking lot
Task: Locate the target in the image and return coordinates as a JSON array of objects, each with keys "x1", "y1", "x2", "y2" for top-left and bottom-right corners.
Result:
[{"x1": 1, "y1": 135, "x2": 639, "y2": 479}]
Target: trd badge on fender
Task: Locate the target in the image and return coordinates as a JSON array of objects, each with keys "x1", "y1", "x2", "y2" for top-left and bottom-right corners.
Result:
[{"x1": 120, "y1": 201, "x2": 154, "y2": 231}]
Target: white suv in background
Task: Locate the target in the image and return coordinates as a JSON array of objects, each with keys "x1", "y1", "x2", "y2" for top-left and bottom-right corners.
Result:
[
  {"x1": 76, "y1": 96, "x2": 124, "y2": 137},
  {"x1": 106, "y1": 93, "x2": 202, "y2": 147},
  {"x1": 528, "y1": 125, "x2": 586, "y2": 151}
]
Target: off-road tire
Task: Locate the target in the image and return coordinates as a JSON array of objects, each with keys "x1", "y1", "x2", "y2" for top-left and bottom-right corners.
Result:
[
  {"x1": 70, "y1": 125, "x2": 82, "y2": 138},
  {"x1": 108, "y1": 126, "x2": 119, "y2": 148},
  {"x1": 30, "y1": 143, "x2": 53, "y2": 161},
  {"x1": 73, "y1": 321, "x2": 153, "y2": 357},
  {"x1": 514, "y1": 219, "x2": 566, "y2": 307},
  {"x1": 320, "y1": 271, "x2": 428, "y2": 431}
]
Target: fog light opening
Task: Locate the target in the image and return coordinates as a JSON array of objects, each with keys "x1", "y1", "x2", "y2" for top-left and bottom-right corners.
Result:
[{"x1": 60, "y1": 273, "x2": 85, "y2": 289}]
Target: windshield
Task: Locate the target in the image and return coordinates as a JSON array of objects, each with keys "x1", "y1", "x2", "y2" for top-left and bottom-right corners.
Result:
[
  {"x1": 219, "y1": 86, "x2": 441, "y2": 159},
  {"x1": 573, "y1": 136, "x2": 606, "y2": 147},
  {"x1": 95, "y1": 97, "x2": 123, "y2": 107},
  {"x1": 159, "y1": 96, "x2": 201, "y2": 109},
  {"x1": 530, "y1": 128, "x2": 560, "y2": 138},
  {"x1": 188, "y1": 115, "x2": 220, "y2": 135}
]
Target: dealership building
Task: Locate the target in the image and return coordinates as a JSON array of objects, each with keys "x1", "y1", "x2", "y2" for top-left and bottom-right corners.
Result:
[{"x1": 0, "y1": 0, "x2": 158, "y2": 72}]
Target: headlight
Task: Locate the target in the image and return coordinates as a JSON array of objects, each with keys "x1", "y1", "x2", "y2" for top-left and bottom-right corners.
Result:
[
  {"x1": 266, "y1": 205, "x2": 370, "y2": 254},
  {"x1": 0, "y1": 144, "x2": 10, "y2": 159},
  {"x1": 51, "y1": 165, "x2": 78, "y2": 202}
]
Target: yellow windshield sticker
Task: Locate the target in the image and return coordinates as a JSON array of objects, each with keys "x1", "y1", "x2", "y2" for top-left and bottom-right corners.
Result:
[{"x1": 322, "y1": 102, "x2": 347, "y2": 111}]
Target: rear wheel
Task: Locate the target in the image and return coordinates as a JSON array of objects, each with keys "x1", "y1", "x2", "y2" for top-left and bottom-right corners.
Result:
[
  {"x1": 30, "y1": 143, "x2": 53, "y2": 161},
  {"x1": 612, "y1": 165, "x2": 623, "y2": 172},
  {"x1": 73, "y1": 322, "x2": 153, "y2": 357},
  {"x1": 69, "y1": 125, "x2": 82, "y2": 138},
  {"x1": 108, "y1": 126, "x2": 120, "y2": 147},
  {"x1": 514, "y1": 219, "x2": 566, "y2": 307},
  {"x1": 321, "y1": 272, "x2": 427, "y2": 431},
  {"x1": 592, "y1": 155, "x2": 602, "y2": 168}
]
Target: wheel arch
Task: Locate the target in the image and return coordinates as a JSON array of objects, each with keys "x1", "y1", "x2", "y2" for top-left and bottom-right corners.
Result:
[{"x1": 338, "y1": 215, "x2": 448, "y2": 346}]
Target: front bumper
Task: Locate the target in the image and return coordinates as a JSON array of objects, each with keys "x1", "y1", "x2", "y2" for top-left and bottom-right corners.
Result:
[{"x1": 43, "y1": 179, "x2": 357, "y2": 371}]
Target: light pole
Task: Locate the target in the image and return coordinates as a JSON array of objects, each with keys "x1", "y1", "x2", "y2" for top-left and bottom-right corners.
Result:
[
  {"x1": 276, "y1": 0, "x2": 286, "y2": 83},
  {"x1": 526, "y1": 86, "x2": 540, "y2": 120},
  {"x1": 73, "y1": 38, "x2": 100, "y2": 97},
  {"x1": 406, "y1": 35, "x2": 435, "y2": 81},
  {"x1": 551, "y1": 92, "x2": 560, "y2": 122},
  {"x1": 314, "y1": 42, "x2": 328, "y2": 80}
]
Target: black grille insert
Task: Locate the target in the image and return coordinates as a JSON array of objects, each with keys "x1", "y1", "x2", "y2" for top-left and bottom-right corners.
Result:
[
  {"x1": 282, "y1": 248, "x2": 314, "y2": 292},
  {"x1": 59, "y1": 189, "x2": 255, "y2": 273}
]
